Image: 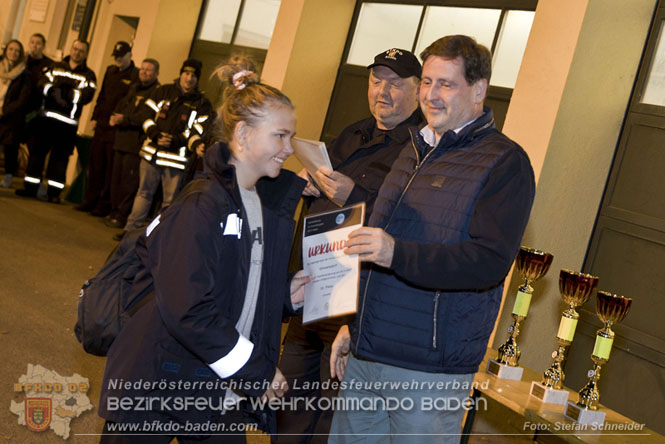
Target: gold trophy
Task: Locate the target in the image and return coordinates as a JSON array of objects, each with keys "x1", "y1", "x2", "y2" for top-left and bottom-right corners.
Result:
[
  {"x1": 530, "y1": 270, "x2": 598, "y2": 404},
  {"x1": 565, "y1": 291, "x2": 632, "y2": 425},
  {"x1": 487, "y1": 247, "x2": 553, "y2": 380}
]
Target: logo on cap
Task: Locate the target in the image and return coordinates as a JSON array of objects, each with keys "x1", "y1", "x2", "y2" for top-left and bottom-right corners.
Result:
[{"x1": 385, "y1": 48, "x2": 403, "y2": 61}]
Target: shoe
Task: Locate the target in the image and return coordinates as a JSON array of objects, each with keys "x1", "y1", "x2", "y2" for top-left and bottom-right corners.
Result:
[
  {"x1": 113, "y1": 231, "x2": 126, "y2": 241},
  {"x1": 2, "y1": 174, "x2": 12, "y2": 188},
  {"x1": 90, "y1": 205, "x2": 111, "y2": 217},
  {"x1": 15, "y1": 188, "x2": 37, "y2": 198},
  {"x1": 105, "y1": 217, "x2": 125, "y2": 228},
  {"x1": 75, "y1": 202, "x2": 94, "y2": 212},
  {"x1": 47, "y1": 196, "x2": 61, "y2": 204}
]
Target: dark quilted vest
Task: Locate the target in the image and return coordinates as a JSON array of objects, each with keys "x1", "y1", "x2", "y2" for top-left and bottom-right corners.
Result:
[{"x1": 352, "y1": 111, "x2": 516, "y2": 374}]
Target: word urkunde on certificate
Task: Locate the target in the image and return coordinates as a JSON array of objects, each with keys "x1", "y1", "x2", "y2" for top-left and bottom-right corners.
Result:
[{"x1": 302, "y1": 202, "x2": 365, "y2": 324}]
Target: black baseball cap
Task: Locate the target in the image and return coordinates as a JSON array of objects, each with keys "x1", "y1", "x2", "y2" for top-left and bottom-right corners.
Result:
[
  {"x1": 112, "y1": 41, "x2": 131, "y2": 57},
  {"x1": 367, "y1": 48, "x2": 421, "y2": 78}
]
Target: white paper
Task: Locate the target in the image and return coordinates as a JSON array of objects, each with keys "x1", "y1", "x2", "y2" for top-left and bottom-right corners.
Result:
[
  {"x1": 302, "y1": 203, "x2": 364, "y2": 324},
  {"x1": 292, "y1": 138, "x2": 333, "y2": 189}
]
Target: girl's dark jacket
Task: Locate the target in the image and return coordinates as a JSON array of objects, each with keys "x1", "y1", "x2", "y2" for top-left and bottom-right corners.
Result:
[
  {"x1": 99, "y1": 143, "x2": 305, "y2": 431},
  {"x1": 0, "y1": 67, "x2": 31, "y2": 145}
]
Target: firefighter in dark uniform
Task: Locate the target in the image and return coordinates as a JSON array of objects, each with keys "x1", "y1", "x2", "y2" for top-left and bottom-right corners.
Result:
[
  {"x1": 105, "y1": 58, "x2": 161, "y2": 228},
  {"x1": 77, "y1": 41, "x2": 139, "y2": 215},
  {"x1": 16, "y1": 39, "x2": 96, "y2": 203},
  {"x1": 24, "y1": 33, "x2": 53, "y2": 122},
  {"x1": 118, "y1": 58, "x2": 213, "y2": 236}
]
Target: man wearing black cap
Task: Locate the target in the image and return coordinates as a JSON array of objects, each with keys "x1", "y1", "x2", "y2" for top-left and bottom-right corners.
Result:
[
  {"x1": 115, "y1": 57, "x2": 212, "y2": 238},
  {"x1": 275, "y1": 48, "x2": 423, "y2": 443},
  {"x1": 76, "y1": 40, "x2": 138, "y2": 215}
]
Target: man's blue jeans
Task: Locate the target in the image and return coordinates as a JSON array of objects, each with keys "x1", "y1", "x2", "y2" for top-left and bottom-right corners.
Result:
[
  {"x1": 329, "y1": 354, "x2": 474, "y2": 444},
  {"x1": 124, "y1": 159, "x2": 182, "y2": 232}
]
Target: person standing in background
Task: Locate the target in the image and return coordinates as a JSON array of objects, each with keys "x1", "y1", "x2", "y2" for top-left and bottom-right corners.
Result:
[
  {"x1": 0, "y1": 40, "x2": 30, "y2": 188},
  {"x1": 105, "y1": 58, "x2": 160, "y2": 229},
  {"x1": 15, "y1": 39, "x2": 96, "y2": 203},
  {"x1": 24, "y1": 33, "x2": 53, "y2": 122},
  {"x1": 77, "y1": 41, "x2": 138, "y2": 216},
  {"x1": 114, "y1": 58, "x2": 212, "y2": 240}
]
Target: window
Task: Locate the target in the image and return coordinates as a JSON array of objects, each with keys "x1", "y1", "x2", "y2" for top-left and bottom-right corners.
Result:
[
  {"x1": 641, "y1": 20, "x2": 665, "y2": 106},
  {"x1": 415, "y1": 7, "x2": 501, "y2": 57},
  {"x1": 492, "y1": 10, "x2": 535, "y2": 88},
  {"x1": 196, "y1": 0, "x2": 281, "y2": 49},
  {"x1": 197, "y1": 0, "x2": 241, "y2": 44},
  {"x1": 345, "y1": 2, "x2": 536, "y2": 89},
  {"x1": 347, "y1": 3, "x2": 423, "y2": 66}
]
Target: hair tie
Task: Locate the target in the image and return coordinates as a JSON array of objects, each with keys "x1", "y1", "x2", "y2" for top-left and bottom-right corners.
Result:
[{"x1": 232, "y1": 70, "x2": 253, "y2": 90}]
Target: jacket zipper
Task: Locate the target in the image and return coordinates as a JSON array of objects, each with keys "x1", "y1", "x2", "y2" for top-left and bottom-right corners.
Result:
[
  {"x1": 433, "y1": 291, "x2": 440, "y2": 349},
  {"x1": 355, "y1": 131, "x2": 438, "y2": 351}
]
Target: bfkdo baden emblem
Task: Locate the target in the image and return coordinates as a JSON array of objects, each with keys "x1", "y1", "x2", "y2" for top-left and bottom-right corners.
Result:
[{"x1": 25, "y1": 398, "x2": 52, "y2": 432}]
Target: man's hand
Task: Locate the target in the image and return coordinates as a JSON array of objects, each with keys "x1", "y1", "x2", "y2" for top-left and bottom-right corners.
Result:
[
  {"x1": 344, "y1": 227, "x2": 395, "y2": 268},
  {"x1": 109, "y1": 113, "x2": 124, "y2": 127},
  {"x1": 261, "y1": 368, "x2": 288, "y2": 402},
  {"x1": 330, "y1": 325, "x2": 351, "y2": 380},
  {"x1": 157, "y1": 132, "x2": 173, "y2": 147},
  {"x1": 314, "y1": 167, "x2": 355, "y2": 206},
  {"x1": 290, "y1": 270, "x2": 313, "y2": 306},
  {"x1": 195, "y1": 143, "x2": 205, "y2": 158},
  {"x1": 298, "y1": 168, "x2": 320, "y2": 197}
]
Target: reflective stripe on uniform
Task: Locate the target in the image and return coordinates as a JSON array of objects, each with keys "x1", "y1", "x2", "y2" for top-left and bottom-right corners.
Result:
[
  {"x1": 47, "y1": 180, "x2": 65, "y2": 189},
  {"x1": 143, "y1": 119, "x2": 156, "y2": 132},
  {"x1": 70, "y1": 89, "x2": 81, "y2": 118},
  {"x1": 44, "y1": 111, "x2": 78, "y2": 126},
  {"x1": 24, "y1": 176, "x2": 41, "y2": 184},
  {"x1": 51, "y1": 69, "x2": 87, "y2": 82},
  {"x1": 188, "y1": 134, "x2": 201, "y2": 150},
  {"x1": 145, "y1": 99, "x2": 160, "y2": 113},
  {"x1": 146, "y1": 214, "x2": 161, "y2": 237},
  {"x1": 156, "y1": 151, "x2": 187, "y2": 162},
  {"x1": 155, "y1": 159, "x2": 186, "y2": 170},
  {"x1": 208, "y1": 335, "x2": 254, "y2": 378}
]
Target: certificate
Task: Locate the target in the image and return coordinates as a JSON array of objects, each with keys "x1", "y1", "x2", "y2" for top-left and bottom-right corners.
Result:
[
  {"x1": 302, "y1": 203, "x2": 365, "y2": 324},
  {"x1": 292, "y1": 137, "x2": 333, "y2": 189}
]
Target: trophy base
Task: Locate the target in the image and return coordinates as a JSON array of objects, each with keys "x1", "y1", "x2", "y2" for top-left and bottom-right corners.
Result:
[
  {"x1": 486, "y1": 359, "x2": 523, "y2": 381},
  {"x1": 564, "y1": 402, "x2": 606, "y2": 426},
  {"x1": 529, "y1": 381, "x2": 569, "y2": 405}
]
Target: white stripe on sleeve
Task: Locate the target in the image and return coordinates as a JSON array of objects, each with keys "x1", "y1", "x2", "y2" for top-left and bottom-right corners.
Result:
[{"x1": 208, "y1": 334, "x2": 254, "y2": 378}]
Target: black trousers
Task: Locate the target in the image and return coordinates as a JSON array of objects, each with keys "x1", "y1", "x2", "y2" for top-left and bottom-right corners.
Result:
[
  {"x1": 83, "y1": 126, "x2": 116, "y2": 209},
  {"x1": 1, "y1": 143, "x2": 19, "y2": 175},
  {"x1": 274, "y1": 316, "x2": 345, "y2": 444},
  {"x1": 109, "y1": 150, "x2": 140, "y2": 223},
  {"x1": 23, "y1": 117, "x2": 76, "y2": 198}
]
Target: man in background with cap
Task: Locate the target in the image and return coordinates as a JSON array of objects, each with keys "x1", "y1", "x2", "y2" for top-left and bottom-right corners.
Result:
[
  {"x1": 77, "y1": 40, "x2": 138, "y2": 215},
  {"x1": 275, "y1": 48, "x2": 422, "y2": 444},
  {"x1": 114, "y1": 57, "x2": 212, "y2": 239}
]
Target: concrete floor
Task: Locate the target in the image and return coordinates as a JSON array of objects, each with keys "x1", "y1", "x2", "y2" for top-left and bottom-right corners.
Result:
[{"x1": 0, "y1": 183, "x2": 269, "y2": 444}]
